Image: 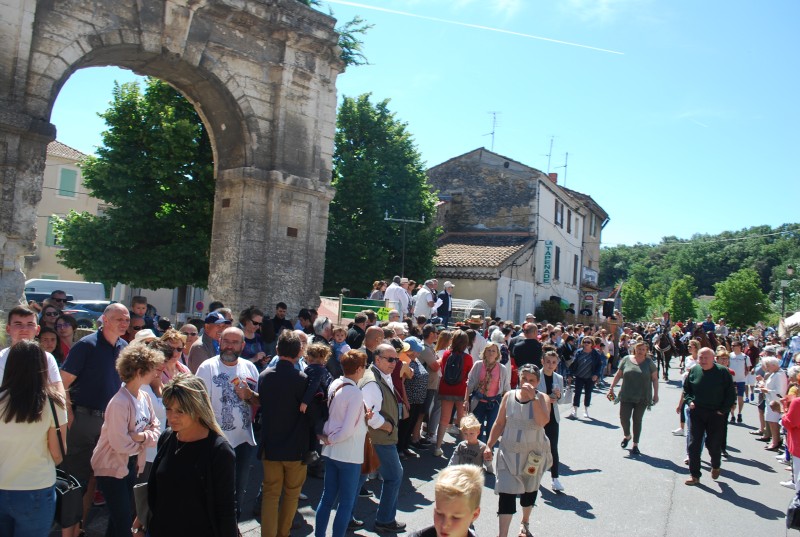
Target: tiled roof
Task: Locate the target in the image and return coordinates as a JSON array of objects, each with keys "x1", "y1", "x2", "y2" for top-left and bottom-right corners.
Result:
[
  {"x1": 435, "y1": 233, "x2": 534, "y2": 268},
  {"x1": 47, "y1": 141, "x2": 86, "y2": 161}
]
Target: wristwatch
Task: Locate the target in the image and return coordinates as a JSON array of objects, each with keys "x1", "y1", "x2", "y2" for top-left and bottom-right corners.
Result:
[{"x1": 131, "y1": 528, "x2": 142, "y2": 534}]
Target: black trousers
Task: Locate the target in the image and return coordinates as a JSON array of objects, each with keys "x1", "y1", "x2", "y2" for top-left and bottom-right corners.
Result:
[
  {"x1": 543, "y1": 418, "x2": 560, "y2": 478},
  {"x1": 687, "y1": 405, "x2": 726, "y2": 478},
  {"x1": 498, "y1": 491, "x2": 537, "y2": 514},
  {"x1": 397, "y1": 403, "x2": 424, "y2": 451}
]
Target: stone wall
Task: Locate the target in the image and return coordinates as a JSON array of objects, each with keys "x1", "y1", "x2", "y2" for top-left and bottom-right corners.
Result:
[
  {"x1": 0, "y1": 0, "x2": 343, "y2": 314},
  {"x1": 427, "y1": 148, "x2": 542, "y2": 233}
]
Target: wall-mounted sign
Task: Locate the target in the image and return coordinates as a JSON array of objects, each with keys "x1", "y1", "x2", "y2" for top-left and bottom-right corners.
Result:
[{"x1": 542, "y1": 240, "x2": 553, "y2": 284}]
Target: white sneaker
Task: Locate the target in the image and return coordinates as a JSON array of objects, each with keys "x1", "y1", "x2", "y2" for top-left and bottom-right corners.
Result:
[
  {"x1": 552, "y1": 478, "x2": 565, "y2": 492},
  {"x1": 433, "y1": 448, "x2": 444, "y2": 457},
  {"x1": 780, "y1": 480, "x2": 795, "y2": 489},
  {"x1": 569, "y1": 407, "x2": 577, "y2": 419},
  {"x1": 672, "y1": 428, "x2": 685, "y2": 437},
  {"x1": 446, "y1": 425, "x2": 460, "y2": 436},
  {"x1": 299, "y1": 492, "x2": 308, "y2": 500},
  {"x1": 583, "y1": 407, "x2": 590, "y2": 419}
]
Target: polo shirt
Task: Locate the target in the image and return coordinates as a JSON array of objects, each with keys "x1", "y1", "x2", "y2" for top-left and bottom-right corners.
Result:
[{"x1": 61, "y1": 328, "x2": 127, "y2": 411}]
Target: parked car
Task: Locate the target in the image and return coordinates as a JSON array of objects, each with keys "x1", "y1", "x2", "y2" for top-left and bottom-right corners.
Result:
[
  {"x1": 25, "y1": 292, "x2": 74, "y2": 306},
  {"x1": 63, "y1": 300, "x2": 113, "y2": 328}
]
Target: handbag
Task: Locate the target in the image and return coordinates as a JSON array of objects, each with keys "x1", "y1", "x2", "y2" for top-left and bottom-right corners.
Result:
[
  {"x1": 361, "y1": 434, "x2": 381, "y2": 475},
  {"x1": 133, "y1": 483, "x2": 151, "y2": 530},
  {"x1": 558, "y1": 382, "x2": 574, "y2": 407},
  {"x1": 523, "y1": 451, "x2": 545, "y2": 476},
  {"x1": 50, "y1": 398, "x2": 84, "y2": 528},
  {"x1": 788, "y1": 492, "x2": 800, "y2": 529}
]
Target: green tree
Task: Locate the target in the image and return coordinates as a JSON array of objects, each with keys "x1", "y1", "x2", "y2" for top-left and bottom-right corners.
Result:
[
  {"x1": 323, "y1": 94, "x2": 439, "y2": 296},
  {"x1": 55, "y1": 79, "x2": 214, "y2": 289},
  {"x1": 667, "y1": 275, "x2": 697, "y2": 322},
  {"x1": 296, "y1": 0, "x2": 373, "y2": 66},
  {"x1": 621, "y1": 277, "x2": 647, "y2": 321},
  {"x1": 710, "y1": 268, "x2": 770, "y2": 327}
]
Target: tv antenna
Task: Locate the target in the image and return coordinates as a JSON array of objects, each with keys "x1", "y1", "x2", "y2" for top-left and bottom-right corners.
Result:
[
  {"x1": 545, "y1": 136, "x2": 555, "y2": 173},
  {"x1": 555, "y1": 152, "x2": 568, "y2": 187},
  {"x1": 484, "y1": 112, "x2": 500, "y2": 151}
]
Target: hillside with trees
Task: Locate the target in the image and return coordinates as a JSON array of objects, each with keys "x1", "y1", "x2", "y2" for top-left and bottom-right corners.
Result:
[{"x1": 601, "y1": 224, "x2": 800, "y2": 325}]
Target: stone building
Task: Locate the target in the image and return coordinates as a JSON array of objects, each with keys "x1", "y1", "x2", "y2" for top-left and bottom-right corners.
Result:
[
  {"x1": 24, "y1": 141, "x2": 102, "y2": 281},
  {"x1": 428, "y1": 148, "x2": 608, "y2": 322}
]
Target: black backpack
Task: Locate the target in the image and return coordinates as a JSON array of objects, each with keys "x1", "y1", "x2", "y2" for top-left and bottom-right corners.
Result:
[{"x1": 442, "y1": 351, "x2": 464, "y2": 386}]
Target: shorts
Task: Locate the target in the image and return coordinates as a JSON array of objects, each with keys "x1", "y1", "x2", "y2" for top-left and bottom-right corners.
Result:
[
  {"x1": 745, "y1": 373, "x2": 755, "y2": 386},
  {"x1": 438, "y1": 394, "x2": 464, "y2": 402},
  {"x1": 735, "y1": 382, "x2": 746, "y2": 397},
  {"x1": 62, "y1": 411, "x2": 104, "y2": 484}
]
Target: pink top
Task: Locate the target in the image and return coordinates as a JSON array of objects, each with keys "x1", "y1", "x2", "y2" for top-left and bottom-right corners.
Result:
[
  {"x1": 479, "y1": 364, "x2": 502, "y2": 397},
  {"x1": 90, "y1": 385, "x2": 160, "y2": 478},
  {"x1": 161, "y1": 362, "x2": 190, "y2": 384}
]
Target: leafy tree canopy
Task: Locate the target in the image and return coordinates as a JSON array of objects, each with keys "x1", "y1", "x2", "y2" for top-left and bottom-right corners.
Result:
[
  {"x1": 55, "y1": 78, "x2": 214, "y2": 289},
  {"x1": 323, "y1": 94, "x2": 440, "y2": 297},
  {"x1": 620, "y1": 277, "x2": 647, "y2": 321},
  {"x1": 710, "y1": 269, "x2": 771, "y2": 327}
]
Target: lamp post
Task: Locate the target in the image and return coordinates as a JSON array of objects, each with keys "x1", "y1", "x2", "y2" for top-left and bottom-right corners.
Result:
[
  {"x1": 781, "y1": 264, "x2": 795, "y2": 318},
  {"x1": 384, "y1": 211, "x2": 425, "y2": 277}
]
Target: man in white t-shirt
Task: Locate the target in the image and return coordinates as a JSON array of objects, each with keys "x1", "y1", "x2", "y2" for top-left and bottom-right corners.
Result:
[
  {"x1": 196, "y1": 326, "x2": 259, "y2": 519},
  {"x1": 413, "y1": 280, "x2": 435, "y2": 320},
  {"x1": 728, "y1": 340, "x2": 749, "y2": 423},
  {"x1": 0, "y1": 305, "x2": 64, "y2": 398}
]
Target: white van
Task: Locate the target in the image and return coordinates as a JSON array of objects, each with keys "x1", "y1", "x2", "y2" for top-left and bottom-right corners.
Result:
[{"x1": 24, "y1": 279, "x2": 106, "y2": 301}]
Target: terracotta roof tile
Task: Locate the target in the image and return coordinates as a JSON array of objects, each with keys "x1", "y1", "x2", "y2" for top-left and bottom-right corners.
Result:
[
  {"x1": 435, "y1": 233, "x2": 533, "y2": 268},
  {"x1": 47, "y1": 141, "x2": 86, "y2": 161}
]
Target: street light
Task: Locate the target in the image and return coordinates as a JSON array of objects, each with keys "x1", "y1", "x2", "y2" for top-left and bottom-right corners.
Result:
[
  {"x1": 384, "y1": 211, "x2": 425, "y2": 277},
  {"x1": 781, "y1": 264, "x2": 795, "y2": 318}
]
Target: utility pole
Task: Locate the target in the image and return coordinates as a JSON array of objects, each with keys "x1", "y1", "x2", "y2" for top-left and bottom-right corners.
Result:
[
  {"x1": 555, "y1": 152, "x2": 568, "y2": 186},
  {"x1": 384, "y1": 211, "x2": 425, "y2": 277}
]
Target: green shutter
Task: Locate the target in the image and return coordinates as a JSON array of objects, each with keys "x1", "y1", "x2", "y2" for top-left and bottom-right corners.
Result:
[{"x1": 59, "y1": 168, "x2": 77, "y2": 197}]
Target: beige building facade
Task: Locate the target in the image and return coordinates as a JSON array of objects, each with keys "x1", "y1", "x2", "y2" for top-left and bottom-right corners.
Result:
[{"x1": 24, "y1": 141, "x2": 101, "y2": 281}]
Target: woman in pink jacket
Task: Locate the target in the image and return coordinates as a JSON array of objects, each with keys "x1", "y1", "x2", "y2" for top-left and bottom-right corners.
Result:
[
  {"x1": 783, "y1": 394, "x2": 800, "y2": 494},
  {"x1": 91, "y1": 344, "x2": 163, "y2": 537}
]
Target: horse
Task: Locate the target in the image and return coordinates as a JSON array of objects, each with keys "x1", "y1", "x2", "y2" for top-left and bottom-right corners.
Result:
[{"x1": 653, "y1": 330, "x2": 676, "y2": 381}]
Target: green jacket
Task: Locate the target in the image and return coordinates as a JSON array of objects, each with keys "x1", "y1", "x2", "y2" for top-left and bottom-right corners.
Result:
[
  {"x1": 683, "y1": 363, "x2": 736, "y2": 412},
  {"x1": 358, "y1": 365, "x2": 399, "y2": 445}
]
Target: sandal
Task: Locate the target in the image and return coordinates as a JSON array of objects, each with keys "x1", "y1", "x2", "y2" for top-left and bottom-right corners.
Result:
[
  {"x1": 621, "y1": 437, "x2": 631, "y2": 449},
  {"x1": 519, "y1": 522, "x2": 533, "y2": 537}
]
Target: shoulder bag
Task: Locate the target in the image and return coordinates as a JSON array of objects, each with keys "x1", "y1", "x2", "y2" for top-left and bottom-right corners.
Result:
[{"x1": 50, "y1": 398, "x2": 84, "y2": 528}]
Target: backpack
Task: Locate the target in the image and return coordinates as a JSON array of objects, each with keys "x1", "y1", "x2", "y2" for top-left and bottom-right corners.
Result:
[{"x1": 442, "y1": 351, "x2": 464, "y2": 386}]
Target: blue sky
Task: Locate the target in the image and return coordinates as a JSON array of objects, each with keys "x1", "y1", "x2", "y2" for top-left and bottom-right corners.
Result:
[{"x1": 51, "y1": 0, "x2": 799, "y2": 247}]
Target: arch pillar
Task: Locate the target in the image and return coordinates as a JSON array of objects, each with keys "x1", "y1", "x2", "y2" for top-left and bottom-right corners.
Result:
[
  {"x1": 0, "y1": 111, "x2": 56, "y2": 308},
  {"x1": 208, "y1": 167, "x2": 335, "y2": 315}
]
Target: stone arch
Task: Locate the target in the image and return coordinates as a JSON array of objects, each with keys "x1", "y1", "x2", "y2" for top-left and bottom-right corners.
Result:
[{"x1": 0, "y1": 0, "x2": 343, "y2": 313}]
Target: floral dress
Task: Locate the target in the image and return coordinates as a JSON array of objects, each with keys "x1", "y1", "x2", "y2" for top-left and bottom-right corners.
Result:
[{"x1": 495, "y1": 391, "x2": 552, "y2": 495}]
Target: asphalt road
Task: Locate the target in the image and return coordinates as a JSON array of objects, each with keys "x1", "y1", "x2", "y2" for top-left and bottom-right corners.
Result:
[{"x1": 72, "y1": 367, "x2": 794, "y2": 536}]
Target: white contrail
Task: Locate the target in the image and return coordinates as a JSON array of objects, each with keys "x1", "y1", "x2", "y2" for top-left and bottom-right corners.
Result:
[{"x1": 327, "y1": 0, "x2": 624, "y2": 55}]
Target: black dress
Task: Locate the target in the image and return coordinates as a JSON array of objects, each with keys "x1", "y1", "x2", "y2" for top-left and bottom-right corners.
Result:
[{"x1": 148, "y1": 429, "x2": 237, "y2": 537}]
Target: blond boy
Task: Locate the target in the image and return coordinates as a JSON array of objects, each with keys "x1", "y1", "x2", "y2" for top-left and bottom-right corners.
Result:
[
  {"x1": 409, "y1": 465, "x2": 483, "y2": 537},
  {"x1": 448, "y1": 414, "x2": 492, "y2": 473}
]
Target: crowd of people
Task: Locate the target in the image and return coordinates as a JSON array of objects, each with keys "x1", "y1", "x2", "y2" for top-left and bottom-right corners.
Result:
[{"x1": 1, "y1": 285, "x2": 799, "y2": 537}]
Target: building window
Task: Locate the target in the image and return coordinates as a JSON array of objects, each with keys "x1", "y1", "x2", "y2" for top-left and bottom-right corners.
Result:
[
  {"x1": 567, "y1": 209, "x2": 572, "y2": 234},
  {"x1": 58, "y1": 168, "x2": 78, "y2": 198},
  {"x1": 554, "y1": 200, "x2": 563, "y2": 227},
  {"x1": 573, "y1": 254, "x2": 579, "y2": 285},
  {"x1": 575, "y1": 217, "x2": 580, "y2": 236},
  {"x1": 590, "y1": 213, "x2": 598, "y2": 237},
  {"x1": 45, "y1": 216, "x2": 60, "y2": 247},
  {"x1": 554, "y1": 246, "x2": 561, "y2": 280}
]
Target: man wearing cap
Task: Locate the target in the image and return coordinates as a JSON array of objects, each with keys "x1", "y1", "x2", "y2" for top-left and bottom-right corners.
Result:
[
  {"x1": 716, "y1": 318, "x2": 729, "y2": 338},
  {"x1": 187, "y1": 311, "x2": 231, "y2": 373},
  {"x1": 438, "y1": 281, "x2": 455, "y2": 328},
  {"x1": 467, "y1": 315, "x2": 487, "y2": 359},
  {"x1": 196, "y1": 327, "x2": 260, "y2": 519}
]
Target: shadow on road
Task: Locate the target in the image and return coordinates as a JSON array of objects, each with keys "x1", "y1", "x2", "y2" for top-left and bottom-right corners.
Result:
[
  {"x1": 715, "y1": 482, "x2": 786, "y2": 520},
  {"x1": 540, "y1": 488, "x2": 595, "y2": 519},
  {"x1": 580, "y1": 418, "x2": 620, "y2": 430},
  {"x1": 627, "y1": 452, "x2": 686, "y2": 473},
  {"x1": 559, "y1": 463, "x2": 601, "y2": 477}
]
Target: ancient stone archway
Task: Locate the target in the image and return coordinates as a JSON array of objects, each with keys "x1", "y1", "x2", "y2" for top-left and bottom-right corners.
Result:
[{"x1": 0, "y1": 0, "x2": 342, "y2": 313}]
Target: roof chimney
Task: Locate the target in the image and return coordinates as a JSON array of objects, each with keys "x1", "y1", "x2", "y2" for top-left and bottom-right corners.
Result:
[{"x1": 548, "y1": 173, "x2": 558, "y2": 184}]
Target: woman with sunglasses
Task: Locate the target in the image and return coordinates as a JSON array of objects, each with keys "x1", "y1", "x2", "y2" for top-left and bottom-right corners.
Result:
[
  {"x1": 239, "y1": 306, "x2": 268, "y2": 370},
  {"x1": 158, "y1": 329, "x2": 191, "y2": 384},
  {"x1": 39, "y1": 304, "x2": 60, "y2": 330},
  {"x1": 55, "y1": 314, "x2": 78, "y2": 363}
]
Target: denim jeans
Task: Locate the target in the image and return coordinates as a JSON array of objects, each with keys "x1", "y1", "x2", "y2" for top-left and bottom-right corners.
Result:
[
  {"x1": 234, "y1": 442, "x2": 255, "y2": 519},
  {"x1": 97, "y1": 456, "x2": 137, "y2": 537},
  {"x1": 572, "y1": 377, "x2": 595, "y2": 407},
  {"x1": 472, "y1": 397, "x2": 501, "y2": 441},
  {"x1": 373, "y1": 443, "x2": 404, "y2": 524},
  {"x1": 0, "y1": 486, "x2": 56, "y2": 537},
  {"x1": 315, "y1": 457, "x2": 362, "y2": 537}
]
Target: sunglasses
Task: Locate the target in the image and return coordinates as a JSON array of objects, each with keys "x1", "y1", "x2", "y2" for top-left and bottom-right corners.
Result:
[
  {"x1": 45, "y1": 312, "x2": 59, "y2": 317},
  {"x1": 171, "y1": 347, "x2": 185, "y2": 353},
  {"x1": 382, "y1": 357, "x2": 399, "y2": 363},
  {"x1": 131, "y1": 326, "x2": 145, "y2": 331},
  {"x1": 250, "y1": 321, "x2": 261, "y2": 326},
  {"x1": 53, "y1": 298, "x2": 67, "y2": 303}
]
